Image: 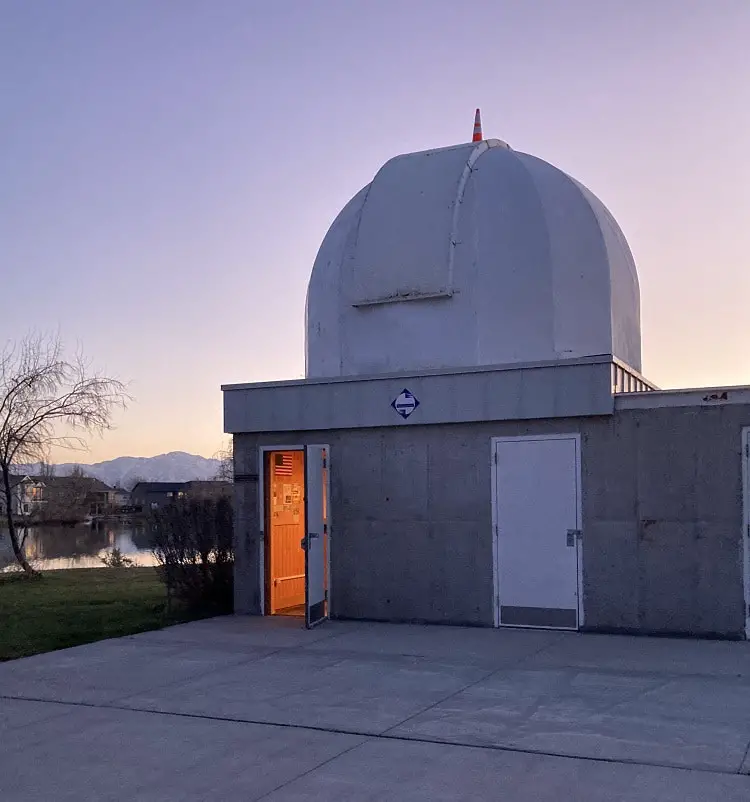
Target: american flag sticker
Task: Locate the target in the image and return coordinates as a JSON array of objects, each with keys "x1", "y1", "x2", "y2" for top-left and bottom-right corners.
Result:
[{"x1": 274, "y1": 453, "x2": 294, "y2": 476}]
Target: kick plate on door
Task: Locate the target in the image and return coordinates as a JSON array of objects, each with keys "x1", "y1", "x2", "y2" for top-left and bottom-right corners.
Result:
[{"x1": 566, "y1": 529, "x2": 582, "y2": 547}]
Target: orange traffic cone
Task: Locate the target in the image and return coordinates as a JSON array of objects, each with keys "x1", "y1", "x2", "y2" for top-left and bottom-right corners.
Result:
[{"x1": 472, "y1": 108, "x2": 483, "y2": 142}]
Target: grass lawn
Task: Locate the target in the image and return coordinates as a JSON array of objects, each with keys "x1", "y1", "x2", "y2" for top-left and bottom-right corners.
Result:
[{"x1": 0, "y1": 567, "x2": 199, "y2": 661}]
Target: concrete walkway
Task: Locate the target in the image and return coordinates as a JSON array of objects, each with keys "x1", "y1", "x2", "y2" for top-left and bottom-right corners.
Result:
[{"x1": 1, "y1": 617, "x2": 750, "y2": 800}]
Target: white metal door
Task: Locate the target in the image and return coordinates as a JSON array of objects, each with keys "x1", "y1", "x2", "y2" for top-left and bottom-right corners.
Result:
[
  {"x1": 304, "y1": 445, "x2": 329, "y2": 628},
  {"x1": 493, "y1": 435, "x2": 581, "y2": 629}
]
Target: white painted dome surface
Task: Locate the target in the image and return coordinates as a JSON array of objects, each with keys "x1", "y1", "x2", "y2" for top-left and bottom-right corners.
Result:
[{"x1": 305, "y1": 139, "x2": 641, "y2": 378}]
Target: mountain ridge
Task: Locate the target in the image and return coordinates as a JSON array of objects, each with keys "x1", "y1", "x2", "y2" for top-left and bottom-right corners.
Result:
[{"x1": 17, "y1": 451, "x2": 221, "y2": 490}]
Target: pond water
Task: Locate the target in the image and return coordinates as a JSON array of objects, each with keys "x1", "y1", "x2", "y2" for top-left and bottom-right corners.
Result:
[{"x1": 0, "y1": 520, "x2": 159, "y2": 572}]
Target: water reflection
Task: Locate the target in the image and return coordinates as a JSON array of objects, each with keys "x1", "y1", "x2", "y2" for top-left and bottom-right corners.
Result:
[{"x1": 0, "y1": 520, "x2": 158, "y2": 572}]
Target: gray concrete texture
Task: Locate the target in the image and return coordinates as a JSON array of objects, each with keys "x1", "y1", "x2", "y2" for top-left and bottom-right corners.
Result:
[
  {"x1": 233, "y1": 402, "x2": 750, "y2": 637},
  {"x1": 223, "y1": 358, "x2": 616, "y2": 434},
  {"x1": 1, "y1": 618, "x2": 750, "y2": 800},
  {"x1": 583, "y1": 404, "x2": 747, "y2": 636}
]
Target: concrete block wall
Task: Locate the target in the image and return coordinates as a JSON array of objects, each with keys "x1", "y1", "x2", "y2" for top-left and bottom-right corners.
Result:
[
  {"x1": 581, "y1": 405, "x2": 748, "y2": 638},
  {"x1": 234, "y1": 419, "x2": 584, "y2": 625},
  {"x1": 232, "y1": 442, "x2": 261, "y2": 615},
  {"x1": 232, "y1": 404, "x2": 749, "y2": 637},
  {"x1": 331, "y1": 428, "x2": 491, "y2": 624}
]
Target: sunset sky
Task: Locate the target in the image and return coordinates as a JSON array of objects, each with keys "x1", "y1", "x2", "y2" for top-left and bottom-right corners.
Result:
[{"x1": 2, "y1": 0, "x2": 748, "y2": 462}]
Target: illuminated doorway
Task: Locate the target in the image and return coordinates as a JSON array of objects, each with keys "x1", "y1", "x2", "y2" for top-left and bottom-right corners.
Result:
[{"x1": 262, "y1": 446, "x2": 330, "y2": 627}]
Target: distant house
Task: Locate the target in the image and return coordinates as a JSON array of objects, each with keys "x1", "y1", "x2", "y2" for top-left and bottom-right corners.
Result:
[
  {"x1": 131, "y1": 482, "x2": 186, "y2": 512},
  {"x1": 80, "y1": 477, "x2": 116, "y2": 517},
  {"x1": 40, "y1": 475, "x2": 114, "y2": 520},
  {"x1": 130, "y1": 480, "x2": 232, "y2": 512},
  {"x1": 185, "y1": 480, "x2": 232, "y2": 501},
  {"x1": 111, "y1": 487, "x2": 131, "y2": 508},
  {"x1": 0, "y1": 474, "x2": 117, "y2": 523},
  {"x1": 0, "y1": 475, "x2": 45, "y2": 518}
]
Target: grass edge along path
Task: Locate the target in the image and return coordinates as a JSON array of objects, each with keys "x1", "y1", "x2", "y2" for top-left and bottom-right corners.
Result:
[{"x1": 0, "y1": 567, "x2": 205, "y2": 661}]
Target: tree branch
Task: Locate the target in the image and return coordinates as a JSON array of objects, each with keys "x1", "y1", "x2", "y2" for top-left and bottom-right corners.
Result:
[{"x1": 0, "y1": 332, "x2": 131, "y2": 574}]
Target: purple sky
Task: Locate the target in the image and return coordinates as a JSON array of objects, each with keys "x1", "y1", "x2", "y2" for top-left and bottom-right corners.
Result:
[{"x1": 2, "y1": 1, "x2": 748, "y2": 462}]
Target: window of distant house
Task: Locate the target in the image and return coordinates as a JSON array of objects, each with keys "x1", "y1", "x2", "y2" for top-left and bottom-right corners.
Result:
[
  {"x1": 150, "y1": 502, "x2": 158, "y2": 510},
  {"x1": 177, "y1": 491, "x2": 185, "y2": 498},
  {"x1": 166, "y1": 492, "x2": 173, "y2": 498},
  {"x1": 22, "y1": 504, "x2": 29, "y2": 514}
]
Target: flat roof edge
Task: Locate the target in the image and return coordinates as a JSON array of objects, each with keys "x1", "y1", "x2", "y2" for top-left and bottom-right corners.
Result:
[
  {"x1": 616, "y1": 384, "x2": 750, "y2": 409},
  {"x1": 221, "y1": 354, "x2": 617, "y2": 392}
]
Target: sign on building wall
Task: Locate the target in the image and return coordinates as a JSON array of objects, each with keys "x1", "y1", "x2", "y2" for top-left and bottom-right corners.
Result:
[{"x1": 391, "y1": 389, "x2": 420, "y2": 419}]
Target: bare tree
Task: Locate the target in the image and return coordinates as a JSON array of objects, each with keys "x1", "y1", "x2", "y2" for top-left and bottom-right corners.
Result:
[
  {"x1": 40, "y1": 466, "x2": 94, "y2": 525},
  {"x1": 126, "y1": 474, "x2": 146, "y2": 492},
  {"x1": 212, "y1": 439, "x2": 233, "y2": 482},
  {"x1": 0, "y1": 333, "x2": 129, "y2": 574},
  {"x1": 38, "y1": 460, "x2": 56, "y2": 479}
]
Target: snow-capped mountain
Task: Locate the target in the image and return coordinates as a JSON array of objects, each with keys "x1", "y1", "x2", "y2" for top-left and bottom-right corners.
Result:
[{"x1": 19, "y1": 452, "x2": 221, "y2": 490}]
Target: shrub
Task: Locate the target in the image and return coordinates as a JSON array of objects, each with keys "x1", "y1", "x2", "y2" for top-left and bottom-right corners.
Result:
[
  {"x1": 100, "y1": 547, "x2": 134, "y2": 568},
  {"x1": 151, "y1": 496, "x2": 233, "y2": 614}
]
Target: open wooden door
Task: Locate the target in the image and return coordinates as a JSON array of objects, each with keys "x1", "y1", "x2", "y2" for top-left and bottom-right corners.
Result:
[
  {"x1": 266, "y1": 450, "x2": 306, "y2": 615},
  {"x1": 304, "y1": 445, "x2": 329, "y2": 628}
]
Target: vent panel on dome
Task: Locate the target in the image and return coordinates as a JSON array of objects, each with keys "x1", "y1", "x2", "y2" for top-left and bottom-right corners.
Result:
[{"x1": 344, "y1": 144, "x2": 477, "y2": 307}]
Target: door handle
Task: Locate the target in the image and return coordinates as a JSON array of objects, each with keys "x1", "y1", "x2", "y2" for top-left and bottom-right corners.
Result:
[{"x1": 300, "y1": 532, "x2": 320, "y2": 550}]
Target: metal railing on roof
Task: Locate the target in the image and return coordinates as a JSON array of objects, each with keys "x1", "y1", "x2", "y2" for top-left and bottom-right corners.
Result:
[{"x1": 611, "y1": 361, "x2": 658, "y2": 395}]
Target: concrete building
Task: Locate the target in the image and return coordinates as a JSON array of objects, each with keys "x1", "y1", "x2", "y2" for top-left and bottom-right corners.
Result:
[
  {"x1": 1, "y1": 475, "x2": 45, "y2": 518},
  {"x1": 131, "y1": 480, "x2": 232, "y2": 512},
  {"x1": 2, "y1": 474, "x2": 115, "y2": 521},
  {"x1": 223, "y1": 112, "x2": 750, "y2": 638},
  {"x1": 131, "y1": 482, "x2": 187, "y2": 512}
]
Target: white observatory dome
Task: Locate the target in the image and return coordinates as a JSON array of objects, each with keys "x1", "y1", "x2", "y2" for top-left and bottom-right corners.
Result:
[{"x1": 305, "y1": 135, "x2": 641, "y2": 378}]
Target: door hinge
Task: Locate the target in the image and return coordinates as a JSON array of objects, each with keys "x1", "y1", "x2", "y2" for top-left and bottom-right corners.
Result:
[
  {"x1": 494, "y1": 452, "x2": 498, "y2": 465},
  {"x1": 746, "y1": 443, "x2": 749, "y2": 458},
  {"x1": 567, "y1": 529, "x2": 582, "y2": 547}
]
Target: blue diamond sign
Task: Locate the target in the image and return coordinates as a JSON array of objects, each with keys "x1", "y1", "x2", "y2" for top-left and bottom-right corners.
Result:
[{"x1": 391, "y1": 388, "x2": 420, "y2": 419}]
